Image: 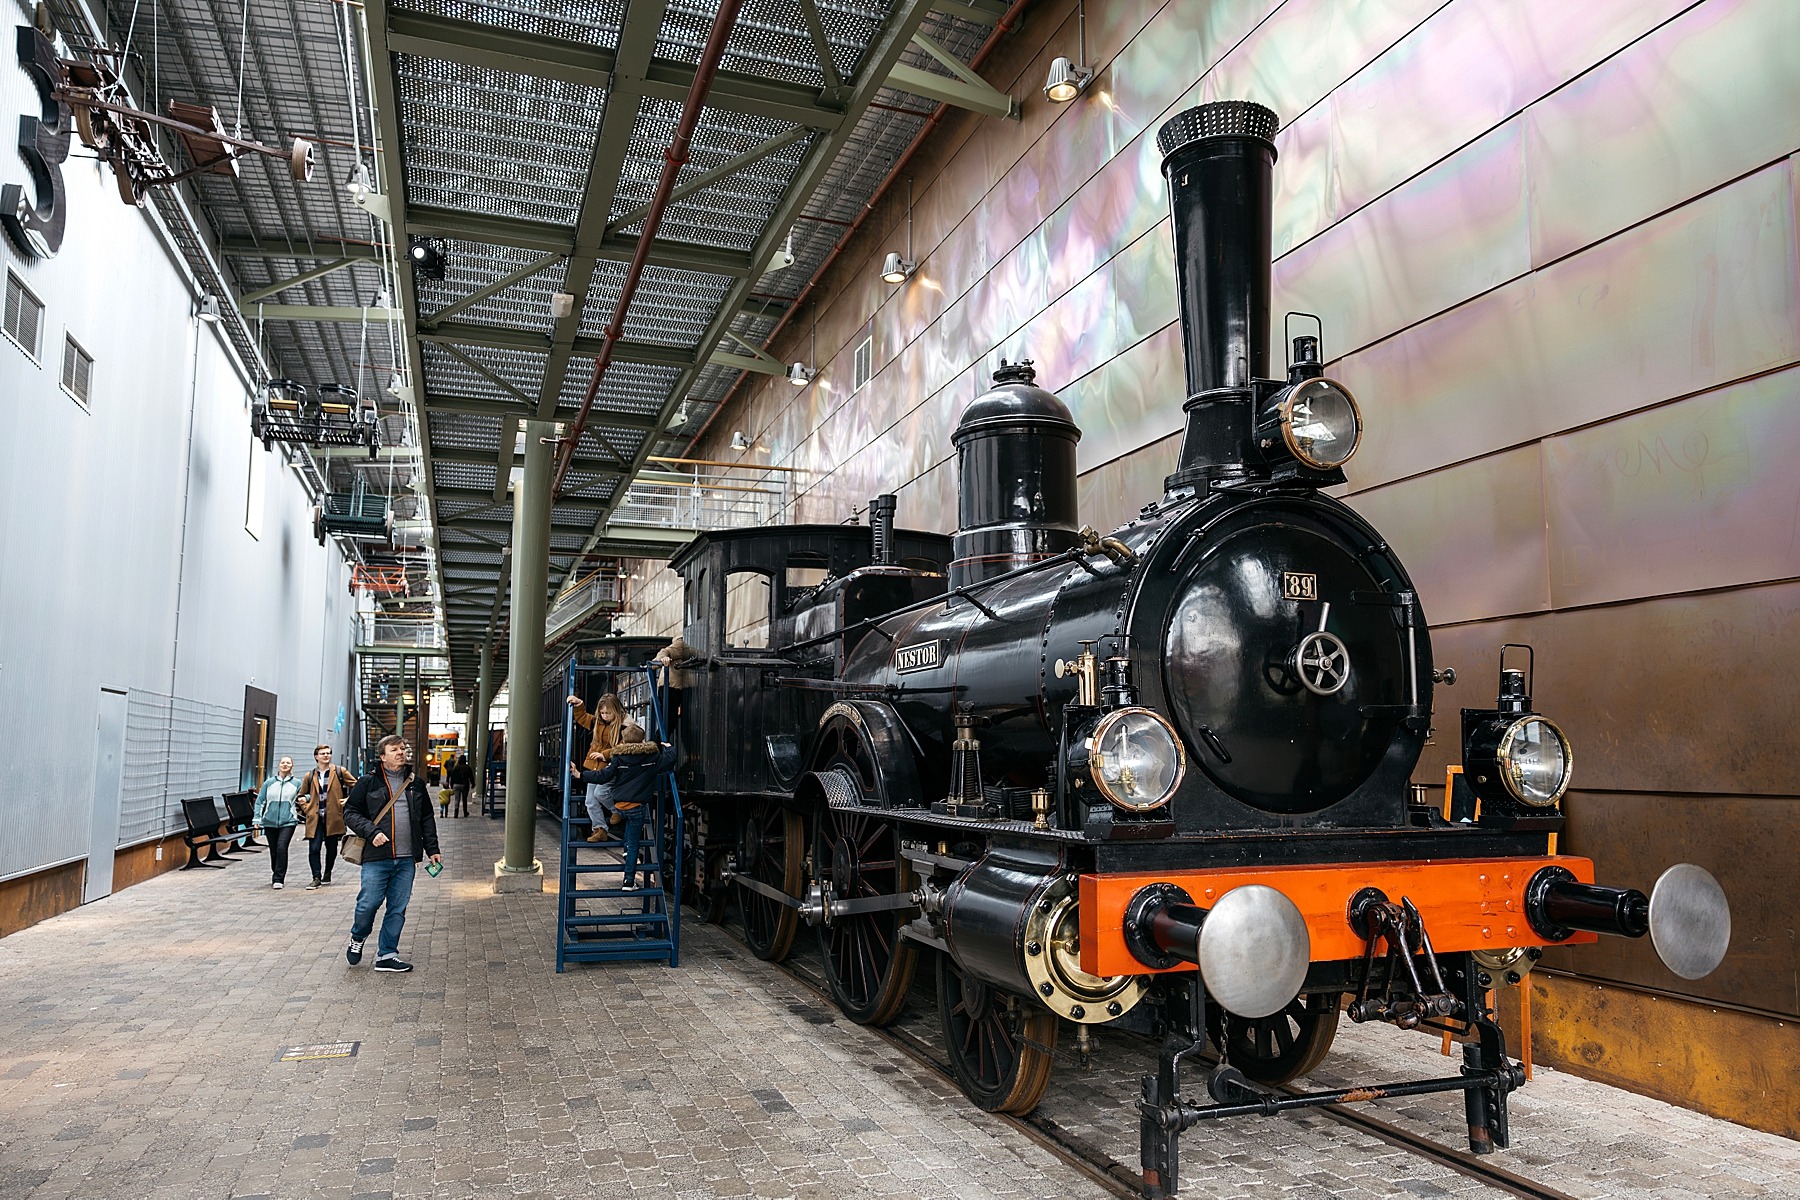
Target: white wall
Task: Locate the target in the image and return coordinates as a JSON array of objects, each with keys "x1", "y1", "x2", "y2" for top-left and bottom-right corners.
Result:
[{"x1": 0, "y1": 55, "x2": 358, "y2": 880}]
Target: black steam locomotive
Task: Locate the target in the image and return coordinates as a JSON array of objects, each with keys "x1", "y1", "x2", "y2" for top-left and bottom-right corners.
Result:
[{"x1": 623, "y1": 102, "x2": 1730, "y2": 1197}]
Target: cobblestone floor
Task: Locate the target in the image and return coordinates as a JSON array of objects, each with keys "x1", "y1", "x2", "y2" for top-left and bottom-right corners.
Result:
[{"x1": 1, "y1": 812, "x2": 1794, "y2": 1200}]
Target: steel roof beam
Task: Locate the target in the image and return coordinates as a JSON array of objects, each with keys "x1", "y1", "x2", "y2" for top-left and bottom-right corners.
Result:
[
  {"x1": 605, "y1": 126, "x2": 809, "y2": 238},
  {"x1": 239, "y1": 258, "x2": 361, "y2": 305},
  {"x1": 404, "y1": 205, "x2": 755, "y2": 275},
  {"x1": 220, "y1": 237, "x2": 382, "y2": 261},
  {"x1": 931, "y1": 0, "x2": 1009, "y2": 24},
  {"x1": 420, "y1": 320, "x2": 697, "y2": 369},
  {"x1": 247, "y1": 305, "x2": 404, "y2": 322},
  {"x1": 386, "y1": 9, "x2": 845, "y2": 131},
  {"x1": 888, "y1": 32, "x2": 1017, "y2": 119}
]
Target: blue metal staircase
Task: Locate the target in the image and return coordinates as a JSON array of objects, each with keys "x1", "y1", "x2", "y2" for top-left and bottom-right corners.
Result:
[{"x1": 555, "y1": 662, "x2": 683, "y2": 971}]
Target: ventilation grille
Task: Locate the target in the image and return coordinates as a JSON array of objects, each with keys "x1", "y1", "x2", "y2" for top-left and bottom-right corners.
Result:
[{"x1": 1156, "y1": 101, "x2": 1279, "y2": 158}]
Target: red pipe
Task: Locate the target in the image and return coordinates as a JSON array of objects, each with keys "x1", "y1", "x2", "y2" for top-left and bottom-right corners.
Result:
[
  {"x1": 553, "y1": 0, "x2": 747, "y2": 495},
  {"x1": 695, "y1": 0, "x2": 1031, "y2": 449}
]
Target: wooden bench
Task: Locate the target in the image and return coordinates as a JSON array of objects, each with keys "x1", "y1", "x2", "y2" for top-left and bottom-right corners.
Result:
[
  {"x1": 179, "y1": 796, "x2": 242, "y2": 870},
  {"x1": 221, "y1": 790, "x2": 265, "y2": 851}
]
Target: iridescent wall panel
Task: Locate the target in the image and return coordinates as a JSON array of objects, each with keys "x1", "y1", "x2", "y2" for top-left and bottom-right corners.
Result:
[
  {"x1": 1527, "y1": 0, "x2": 1800, "y2": 266},
  {"x1": 1064, "y1": 322, "x2": 1186, "y2": 473},
  {"x1": 1417, "y1": 580, "x2": 1800, "y2": 798},
  {"x1": 1543, "y1": 366, "x2": 1800, "y2": 609},
  {"x1": 1273, "y1": 121, "x2": 1529, "y2": 364},
  {"x1": 1341, "y1": 161, "x2": 1800, "y2": 490},
  {"x1": 1343, "y1": 445, "x2": 1551, "y2": 627},
  {"x1": 1076, "y1": 431, "x2": 1181, "y2": 536}
]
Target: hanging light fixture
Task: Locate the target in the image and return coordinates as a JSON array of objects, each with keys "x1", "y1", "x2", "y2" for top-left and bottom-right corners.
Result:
[
  {"x1": 408, "y1": 238, "x2": 447, "y2": 281},
  {"x1": 198, "y1": 294, "x2": 222, "y2": 323},
  {"x1": 789, "y1": 307, "x2": 819, "y2": 385},
  {"x1": 1043, "y1": 0, "x2": 1095, "y2": 103},
  {"x1": 880, "y1": 179, "x2": 916, "y2": 284},
  {"x1": 731, "y1": 431, "x2": 754, "y2": 451}
]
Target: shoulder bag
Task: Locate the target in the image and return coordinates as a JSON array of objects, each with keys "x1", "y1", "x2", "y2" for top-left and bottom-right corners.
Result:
[{"x1": 341, "y1": 789, "x2": 398, "y2": 866}]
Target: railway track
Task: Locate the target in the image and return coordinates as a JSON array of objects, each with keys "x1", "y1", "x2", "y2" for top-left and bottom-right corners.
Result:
[{"x1": 751, "y1": 929, "x2": 1580, "y2": 1200}]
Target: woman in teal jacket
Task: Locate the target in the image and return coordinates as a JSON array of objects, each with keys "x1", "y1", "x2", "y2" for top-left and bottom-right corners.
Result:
[{"x1": 255, "y1": 756, "x2": 304, "y2": 889}]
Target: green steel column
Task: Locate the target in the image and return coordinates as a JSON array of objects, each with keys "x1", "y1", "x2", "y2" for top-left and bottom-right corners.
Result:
[
  {"x1": 500, "y1": 419, "x2": 554, "y2": 879},
  {"x1": 473, "y1": 639, "x2": 494, "y2": 786},
  {"x1": 394, "y1": 679, "x2": 406, "y2": 748}
]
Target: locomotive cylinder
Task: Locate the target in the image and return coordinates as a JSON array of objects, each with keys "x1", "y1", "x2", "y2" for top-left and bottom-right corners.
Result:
[
  {"x1": 1157, "y1": 100, "x2": 1279, "y2": 489},
  {"x1": 949, "y1": 361, "x2": 1082, "y2": 588}
]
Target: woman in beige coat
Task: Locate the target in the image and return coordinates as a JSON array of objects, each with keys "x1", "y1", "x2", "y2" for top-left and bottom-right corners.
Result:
[{"x1": 298, "y1": 744, "x2": 357, "y2": 890}]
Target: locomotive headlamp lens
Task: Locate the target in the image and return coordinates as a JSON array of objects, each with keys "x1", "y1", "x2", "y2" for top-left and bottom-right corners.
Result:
[
  {"x1": 1281, "y1": 378, "x2": 1362, "y2": 469},
  {"x1": 1088, "y1": 708, "x2": 1185, "y2": 812},
  {"x1": 1498, "y1": 716, "x2": 1572, "y2": 808}
]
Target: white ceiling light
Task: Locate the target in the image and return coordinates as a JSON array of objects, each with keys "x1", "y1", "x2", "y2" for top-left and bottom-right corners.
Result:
[
  {"x1": 1044, "y1": 1, "x2": 1095, "y2": 103},
  {"x1": 197, "y1": 294, "x2": 222, "y2": 323},
  {"x1": 787, "y1": 362, "x2": 816, "y2": 386}
]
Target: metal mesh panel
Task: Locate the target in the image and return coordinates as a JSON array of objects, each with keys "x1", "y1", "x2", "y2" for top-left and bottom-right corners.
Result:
[
  {"x1": 423, "y1": 342, "x2": 549, "y2": 400},
  {"x1": 434, "y1": 461, "x2": 502, "y2": 490},
  {"x1": 394, "y1": 0, "x2": 626, "y2": 48},
  {"x1": 397, "y1": 54, "x2": 605, "y2": 226},
  {"x1": 576, "y1": 260, "x2": 732, "y2": 346},
  {"x1": 654, "y1": 0, "x2": 883, "y2": 87},
  {"x1": 428, "y1": 410, "x2": 505, "y2": 449},
  {"x1": 415, "y1": 241, "x2": 570, "y2": 328}
]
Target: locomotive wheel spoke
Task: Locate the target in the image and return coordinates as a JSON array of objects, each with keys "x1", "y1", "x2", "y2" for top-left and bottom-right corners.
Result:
[
  {"x1": 816, "y1": 807, "x2": 916, "y2": 1026},
  {"x1": 1223, "y1": 993, "x2": 1342, "y2": 1085},
  {"x1": 935, "y1": 953, "x2": 1056, "y2": 1115}
]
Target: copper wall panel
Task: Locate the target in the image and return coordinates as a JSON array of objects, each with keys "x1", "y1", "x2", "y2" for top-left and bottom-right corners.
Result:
[
  {"x1": 1543, "y1": 367, "x2": 1800, "y2": 609},
  {"x1": 1417, "y1": 580, "x2": 1800, "y2": 797},
  {"x1": 1538, "y1": 791, "x2": 1799, "y2": 1017},
  {"x1": 1274, "y1": 120, "x2": 1529, "y2": 363},
  {"x1": 1342, "y1": 161, "x2": 1800, "y2": 491},
  {"x1": 1527, "y1": 0, "x2": 1800, "y2": 267},
  {"x1": 1342, "y1": 445, "x2": 1551, "y2": 626}
]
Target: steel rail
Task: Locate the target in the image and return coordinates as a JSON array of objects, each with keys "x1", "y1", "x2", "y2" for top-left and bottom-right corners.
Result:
[
  {"x1": 550, "y1": 0, "x2": 747, "y2": 495},
  {"x1": 734, "y1": 923, "x2": 1582, "y2": 1200}
]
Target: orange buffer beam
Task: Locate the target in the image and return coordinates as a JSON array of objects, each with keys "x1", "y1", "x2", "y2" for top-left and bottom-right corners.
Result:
[{"x1": 1079, "y1": 856, "x2": 1598, "y2": 979}]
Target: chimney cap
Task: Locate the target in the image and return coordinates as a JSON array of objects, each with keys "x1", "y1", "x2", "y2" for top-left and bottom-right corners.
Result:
[{"x1": 1156, "y1": 100, "x2": 1279, "y2": 161}]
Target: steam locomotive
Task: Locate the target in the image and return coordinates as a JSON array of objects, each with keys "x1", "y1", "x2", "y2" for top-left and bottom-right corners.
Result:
[{"x1": 611, "y1": 101, "x2": 1731, "y2": 1197}]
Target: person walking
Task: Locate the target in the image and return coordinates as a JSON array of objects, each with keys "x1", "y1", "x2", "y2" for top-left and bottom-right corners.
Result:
[
  {"x1": 298, "y1": 744, "x2": 356, "y2": 890},
  {"x1": 449, "y1": 754, "x2": 475, "y2": 817},
  {"x1": 344, "y1": 734, "x2": 441, "y2": 974},
  {"x1": 570, "y1": 724, "x2": 675, "y2": 890},
  {"x1": 253, "y1": 756, "x2": 304, "y2": 890},
  {"x1": 566, "y1": 692, "x2": 624, "y2": 842}
]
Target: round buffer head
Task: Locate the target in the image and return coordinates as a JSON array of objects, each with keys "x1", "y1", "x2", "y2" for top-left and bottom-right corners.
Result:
[
  {"x1": 1197, "y1": 884, "x2": 1311, "y2": 1019},
  {"x1": 1648, "y1": 863, "x2": 1731, "y2": 980}
]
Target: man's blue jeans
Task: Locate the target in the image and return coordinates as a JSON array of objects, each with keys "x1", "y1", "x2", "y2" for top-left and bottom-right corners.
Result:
[
  {"x1": 619, "y1": 806, "x2": 647, "y2": 885},
  {"x1": 351, "y1": 856, "x2": 416, "y2": 959}
]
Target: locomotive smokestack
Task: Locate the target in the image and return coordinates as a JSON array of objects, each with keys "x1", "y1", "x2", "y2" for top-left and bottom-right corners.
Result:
[
  {"x1": 869, "y1": 493, "x2": 897, "y2": 565},
  {"x1": 1156, "y1": 100, "x2": 1279, "y2": 491}
]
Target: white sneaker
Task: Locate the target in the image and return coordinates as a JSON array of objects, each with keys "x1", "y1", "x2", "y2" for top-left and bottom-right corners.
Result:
[{"x1": 272, "y1": 881, "x2": 283, "y2": 889}]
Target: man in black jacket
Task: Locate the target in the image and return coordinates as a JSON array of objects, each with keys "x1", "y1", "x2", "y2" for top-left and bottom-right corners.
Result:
[{"x1": 344, "y1": 735, "x2": 441, "y2": 973}]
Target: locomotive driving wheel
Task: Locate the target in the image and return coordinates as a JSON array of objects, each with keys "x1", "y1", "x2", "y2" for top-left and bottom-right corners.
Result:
[
  {"x1": 815, "y1": 808, "x2": 917, "y2": 1025},
  {"x1": 736, "y1": 797, "x2": 804, "y2": 961},
  {"x1": 936, "y1": 955, "x2": 1058, "y2": 1114},
  {"x1": 692, "y1": 848, "x2": 729, "y2": 924},
  {"x1": 1214, "y1": 992, "x2": 1341, "y2": 1084}
]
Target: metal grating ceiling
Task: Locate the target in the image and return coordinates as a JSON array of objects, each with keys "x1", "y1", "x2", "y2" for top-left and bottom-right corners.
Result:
[{"x1": 70, "y1": 0, "x2": 1014, "y2": 698}]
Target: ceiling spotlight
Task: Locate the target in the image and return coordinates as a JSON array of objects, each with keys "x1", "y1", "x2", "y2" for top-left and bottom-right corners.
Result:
[
  {"x1": 197, "y1": 294, "x2": 222, "y2": 323},
  {"x1": 880, "y1": 251, "x2": 914, "y2": 285},
  {"x1": 787, "y1": 361, "x2": 816, "y2": 386},
  {"x1": 387, "y1": 372, "x2": 405, "y2": 396},
  {"x1": 1044, "y1": 1, "x2": 1095, "y2": 104},
  {"x1": 673, "y1": 403, "x2": 691, "y2": 425},
  {"x1": 1043, "y1": 56, "x2": 1093, "y2": 103},
  {"x1": 344, "y1": 161, "x2": 373, "y2": 200},
  {"x1": 408, "y1": 237, "x2": 447, "y2": 281},
  {"x1": 767, "y1": 229, "x2": 796, "y2": 273},
  {"x1": 731, "y1": 431, "x2": 753, "y2": 451}
]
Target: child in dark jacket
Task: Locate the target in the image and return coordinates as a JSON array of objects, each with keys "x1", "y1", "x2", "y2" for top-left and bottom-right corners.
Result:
[{"x1": 570, "y1": 724, "x2": 676, "y2": 889}]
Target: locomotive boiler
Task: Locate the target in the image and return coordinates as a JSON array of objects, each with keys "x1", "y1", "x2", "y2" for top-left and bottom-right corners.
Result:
[{"x1": 651, "y1": 99, "x2": 1732, "y2": 1199}]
